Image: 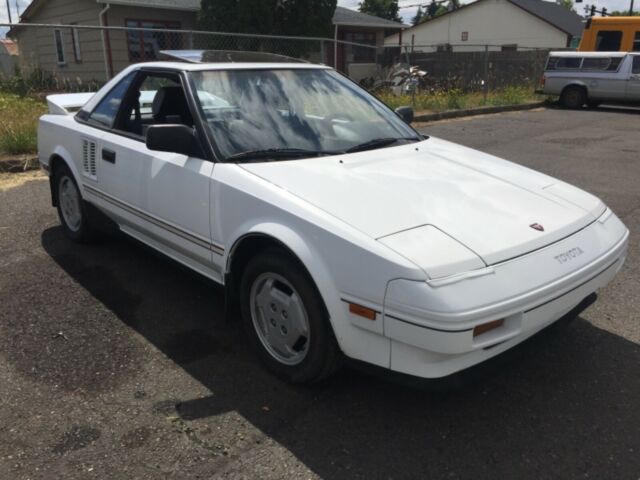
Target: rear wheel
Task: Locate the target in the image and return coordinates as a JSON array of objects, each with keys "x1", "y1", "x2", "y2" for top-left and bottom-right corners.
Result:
[
  {"x1": 560, "y1": 86, "x2": 586, "y2": 109},
  {"x1": 239, "y1": 247, "x2": 342, "y2": 383},
  {"x1": 54, "y1": 163, "x2": 97, "y2": 242}
]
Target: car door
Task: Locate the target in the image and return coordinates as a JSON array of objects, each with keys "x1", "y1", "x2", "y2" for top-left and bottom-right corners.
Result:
[
  {"x1": 79, "y1": 72, "x2": 137, "y2": 220},
  {"x1": 95, "y1": 70, "x2": 218, "y2": 278},
  {"x1": 625, "y1": 56, "x2": 640, "y2": 101}
]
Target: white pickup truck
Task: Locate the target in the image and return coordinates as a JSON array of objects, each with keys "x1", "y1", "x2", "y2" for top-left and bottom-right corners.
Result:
[{"x1": 539, "y1": 51, "x2": 640, "y2": 108}]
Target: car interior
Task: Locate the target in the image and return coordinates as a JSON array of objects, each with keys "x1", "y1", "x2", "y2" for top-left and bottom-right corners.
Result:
[{"x1": 119, "y1": 73, "x2": 195, "y2": 137}]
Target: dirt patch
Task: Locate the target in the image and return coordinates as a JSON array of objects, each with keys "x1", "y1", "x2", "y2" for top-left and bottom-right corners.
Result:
[
  {"x1": 51, "y1": 425, "x2": 102, "y2": 455},
  {"x1": 0, "y1": 170, "x2": 46, "y2": 191},
  {"x1": 0, "y1": 155, "x2": 39, "y2": 173}
]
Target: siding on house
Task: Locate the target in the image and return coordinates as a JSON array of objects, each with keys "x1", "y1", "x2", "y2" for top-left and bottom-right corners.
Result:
[
  {"x1": 13, "y1": 0, "x2": 105, "y2": 82},
  {"x1": 11, "y1": 1, "x2": 197, "y2": 84},
  {"x1": 385, "y1": 0, "x2": 569, "y2": 51}
]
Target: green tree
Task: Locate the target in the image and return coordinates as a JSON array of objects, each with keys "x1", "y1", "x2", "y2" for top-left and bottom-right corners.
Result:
[
  {"x1": 411, "y1": 6, "x2": 424, "y2": 25},
  {"x1": 358, "y1": 0, "x2": 402, "y2": 22},
  {"x1": 426, "y1": 0, "x2": 440, "y2": 18},
  {"x1": 198, "y1": 0, "x2": 337, "y2": 37},
  {"x1": 557, "y1": 0, "x2": 576, "y2": 13},
  {"x1": 609, "y1": 10, "x2": 640, "y2": 15}
]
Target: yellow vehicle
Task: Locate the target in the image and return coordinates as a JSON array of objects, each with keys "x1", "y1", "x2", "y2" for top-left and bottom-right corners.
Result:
[{"x1": 578, "y1": 17, "x2": 640, "y2": 52}]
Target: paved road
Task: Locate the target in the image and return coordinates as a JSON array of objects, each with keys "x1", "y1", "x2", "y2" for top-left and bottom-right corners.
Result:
[{"x1": 1, "y1": 107, "x2": 639, "y2": 479}]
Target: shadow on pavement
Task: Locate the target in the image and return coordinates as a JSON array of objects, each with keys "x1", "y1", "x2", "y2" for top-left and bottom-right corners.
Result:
[{"x1": 41, "y1": 226, "x2": 640, "y2": 479}]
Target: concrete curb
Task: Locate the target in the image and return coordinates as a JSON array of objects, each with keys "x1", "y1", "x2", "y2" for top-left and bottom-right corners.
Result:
[{"x1": 413, "y1": 101, "x2": 547, "y2": 123}]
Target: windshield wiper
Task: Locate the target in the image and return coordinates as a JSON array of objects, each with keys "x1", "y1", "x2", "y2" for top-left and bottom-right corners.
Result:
[
  {"x1": 227, "y1": 148, "x2": 336, "y2": 163},
  {"x1": 345, "y1": 137, "x2": 421, "y2": 154}
]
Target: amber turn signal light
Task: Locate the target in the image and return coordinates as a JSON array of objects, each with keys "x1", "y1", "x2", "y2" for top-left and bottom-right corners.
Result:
[
  {"x1": 473, "y1": 319, "x2": 504, "y2": 337},
  {"x1": 349, "y1": 303, "x2": 377, "y2": 321}
]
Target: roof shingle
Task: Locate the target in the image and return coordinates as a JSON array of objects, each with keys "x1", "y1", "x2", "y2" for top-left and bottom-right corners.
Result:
[
  {"x1": 332, "y1": 6, "x2": 406, "y2": 28},
  {"x1": 97, "y1": 0, "x2": 200, "y2": 11},
  {"x1": 508, "y1": 0, "x2": 584, "y2": 37}
]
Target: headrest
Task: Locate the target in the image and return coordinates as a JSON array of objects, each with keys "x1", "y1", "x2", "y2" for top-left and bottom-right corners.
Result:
[{"x1": 152, "y1": 86, "x2": 189, "y2": 119}]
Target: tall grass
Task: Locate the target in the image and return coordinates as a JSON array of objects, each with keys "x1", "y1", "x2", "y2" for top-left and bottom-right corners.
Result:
[
  {"x1": 0, "y1": 93, "x2": 46, "y2": 155},
  {"x1": 376, "y1": 86, "x2": 540, "y2": 113}
]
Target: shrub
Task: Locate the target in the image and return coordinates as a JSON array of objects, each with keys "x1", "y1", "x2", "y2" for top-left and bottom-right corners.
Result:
[{"x1": 0, "y1": 93, "x2": 46, "y2": 155}]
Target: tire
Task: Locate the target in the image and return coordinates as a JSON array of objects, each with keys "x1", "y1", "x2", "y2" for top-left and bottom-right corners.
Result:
[
  {"x1": 239, "y1": 247, "x2": 342, "y2": 383},
  {"x1": 586, "y1": 100, "x2": 601, "y2": 109},
  {"x1": 54, "y1": 163, "x2": 96, "y2": 242},
  {"x1": 560, "y1": 86, "x2": 586, "y2": 109}
]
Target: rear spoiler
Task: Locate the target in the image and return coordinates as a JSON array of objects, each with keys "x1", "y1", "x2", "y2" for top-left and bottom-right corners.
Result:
[{"x1": 46, "y1": 92, "x2": 96, "y2": 115}]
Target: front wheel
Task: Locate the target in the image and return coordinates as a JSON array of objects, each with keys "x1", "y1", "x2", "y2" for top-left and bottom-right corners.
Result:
[
  {"x1": 239, "y1": 248, "x2": 342, "y2": 383},
  {"x1": 54, "y1": 164, "x2": 96, "y2": 242}
]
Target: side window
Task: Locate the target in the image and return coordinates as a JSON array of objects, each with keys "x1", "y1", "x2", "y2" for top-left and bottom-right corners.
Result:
[
  {"x1": 634, "y1": 32, "x2": 640, "y2": 52},
  {"x1": 633, "y1": 57, "x2": 640, "y2": 74},
  {"x1": 607, "y1": 57, "x2": 623, "y2": 71},
  {"x1": 581, "y1": 57, "x2": 610, "y2": 70},
  {"x1": 546, "y1": 56, "x2": 559, "y2": 70},
  {"x1": 118, "y1": 73, "x2": 192, "y2": 137},
  {"x1": 556, "y1": 57, "x2": 582, "y2": 69},
  {"x1": 595, "y1": 30, "x2": 622, "y2": 51},
  {"x1": 88, "y1": 73, "x2": 135, "y2": 128}
]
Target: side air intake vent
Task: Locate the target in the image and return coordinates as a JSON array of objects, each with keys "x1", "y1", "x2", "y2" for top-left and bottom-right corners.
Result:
[{"x1": 82, "y1": 139, "x2": 97, "y2": 178}]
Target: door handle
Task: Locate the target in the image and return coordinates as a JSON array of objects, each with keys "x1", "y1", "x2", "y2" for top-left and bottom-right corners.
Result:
[{"x1": 102, "y1": 149, "x2": 116, "y2": 164}]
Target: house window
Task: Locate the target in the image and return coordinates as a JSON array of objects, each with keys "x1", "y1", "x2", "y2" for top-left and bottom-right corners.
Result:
[
  {"x1": 342, "y1": 32, "x2": 376, "y2": 63},
  {"x1": 125, "y1": 19, "x2": 182, "y2": 62},
  {"x1": 461, "y1": 31, "x2": 468, "y2": 41},
  {"x1": 70, "y1": 25, "x2": 82, "y2": 63},
  {"x1": 53, "y1": 29, "x2": 65, "y2": 65}
]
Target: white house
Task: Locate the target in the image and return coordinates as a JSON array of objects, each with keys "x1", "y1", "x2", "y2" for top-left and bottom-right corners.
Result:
[{"x1": 385, "y1": 0, "x2": 584, "y2": 51}]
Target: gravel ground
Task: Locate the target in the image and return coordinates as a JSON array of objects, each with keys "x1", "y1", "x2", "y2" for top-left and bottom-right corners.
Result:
[{"x1": 0, "y1": 106, "x2": 639, "y2": 479}]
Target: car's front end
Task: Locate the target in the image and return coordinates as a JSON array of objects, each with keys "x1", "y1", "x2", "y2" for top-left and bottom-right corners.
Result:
[
  {"x1": 237, "y1": 138, "x2": 629, "y2": 380},
  {"x1": 382, "y1": 207, "x2": 627, "y2": 378}
]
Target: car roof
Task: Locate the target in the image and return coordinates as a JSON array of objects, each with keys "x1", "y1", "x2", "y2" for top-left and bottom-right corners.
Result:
[
  {"x1": 132, "y1": 61, "x2": 331, "y2": 71},
  {"x1": 547, "y1": 51, "x2": 629, "y2": 58}
]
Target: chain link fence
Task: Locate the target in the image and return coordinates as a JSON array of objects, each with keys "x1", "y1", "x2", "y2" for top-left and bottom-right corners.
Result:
[{"x1": 1, "y1": 23, "x2": 553, "y2": 100}]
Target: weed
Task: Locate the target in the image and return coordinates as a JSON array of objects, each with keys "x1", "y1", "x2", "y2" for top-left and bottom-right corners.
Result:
[{"x1": 0, "y1": 93, "x2": 46, "y2": 155}]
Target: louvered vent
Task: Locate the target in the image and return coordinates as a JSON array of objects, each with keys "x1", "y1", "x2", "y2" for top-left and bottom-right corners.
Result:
[{"x1": 82, "y1": 139, "x2": 97, "y2": 178}]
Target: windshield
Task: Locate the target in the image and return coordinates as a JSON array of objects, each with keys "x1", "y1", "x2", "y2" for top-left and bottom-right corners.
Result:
[{"x1": 189, "y1": 68, "x2": 420, "y2": 161}]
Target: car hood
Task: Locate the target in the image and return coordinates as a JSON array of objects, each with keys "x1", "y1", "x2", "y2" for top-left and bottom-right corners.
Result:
[{"x1": 240, "y1": 137, "x2": 605, "y2": 266}]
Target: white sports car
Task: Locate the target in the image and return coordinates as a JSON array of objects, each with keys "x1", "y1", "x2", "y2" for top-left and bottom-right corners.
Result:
[{"x1": 38, "y1": 52, "x2": 629, "y2": 384}]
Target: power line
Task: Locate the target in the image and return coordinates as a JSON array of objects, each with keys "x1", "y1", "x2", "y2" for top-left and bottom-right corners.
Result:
[{"x1": 4, "y1": 0, "x2": 13, "y2": 23}]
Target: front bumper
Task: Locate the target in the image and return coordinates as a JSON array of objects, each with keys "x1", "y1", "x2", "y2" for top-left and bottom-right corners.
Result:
[{"x1": 381, "y1": 209, "x2": 628, "y2": 379}]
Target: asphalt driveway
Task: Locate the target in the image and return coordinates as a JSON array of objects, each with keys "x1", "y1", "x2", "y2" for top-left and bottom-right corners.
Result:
[{"x1": 1, "y1": 106, "x2": 639, "y2": 479}]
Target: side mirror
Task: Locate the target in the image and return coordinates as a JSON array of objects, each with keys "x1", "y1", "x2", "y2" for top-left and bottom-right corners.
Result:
[
  {"x1": 395, "y1": 106, "x2": 414, "y2": 124},
  {"x1": 146, "y1": 124, "x2": 203, "y2": 157}
]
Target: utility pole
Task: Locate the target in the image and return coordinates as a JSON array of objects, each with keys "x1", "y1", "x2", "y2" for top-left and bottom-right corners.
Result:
[
  {"x1": 5, "y1": 0, "x2": 13, "y2": 23},
  {"x1": 630, "y1": 0, "x2": 635, "y2": 16}
]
